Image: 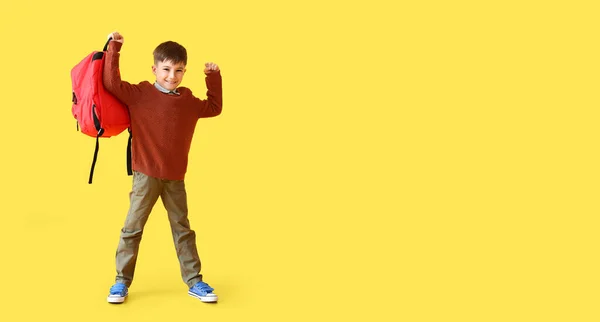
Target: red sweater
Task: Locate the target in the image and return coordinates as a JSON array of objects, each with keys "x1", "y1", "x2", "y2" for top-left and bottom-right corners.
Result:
[{"x1": 103, "y1": 41, "x2": 222, "y2": 180}]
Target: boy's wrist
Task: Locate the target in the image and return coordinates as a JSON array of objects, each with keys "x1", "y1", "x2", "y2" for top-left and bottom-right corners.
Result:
[{"x1": 108, "y1": 40, "x2": 123, "y2": 52}]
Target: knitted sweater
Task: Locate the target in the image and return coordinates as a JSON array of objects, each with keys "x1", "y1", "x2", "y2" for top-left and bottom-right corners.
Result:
[{"x1": 103, "y1": 41, "x2": 222, "y2": 180}]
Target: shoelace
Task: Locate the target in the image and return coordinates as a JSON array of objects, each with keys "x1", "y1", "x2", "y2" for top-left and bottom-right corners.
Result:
[
  {"x1": 193, "y1": 282, "x2": 214, "y2": 293},
  {"x1": 110, "y1": 284, "x2": 127, "y2": 294}
]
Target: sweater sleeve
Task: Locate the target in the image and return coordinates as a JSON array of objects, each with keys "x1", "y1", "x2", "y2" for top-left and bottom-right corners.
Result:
[
  {"x1": 193, "y1": 71, "x2": 223, "y2": 118},
  {"x1": 102, "y1": 40, "x2": 143, "y2": 106}
]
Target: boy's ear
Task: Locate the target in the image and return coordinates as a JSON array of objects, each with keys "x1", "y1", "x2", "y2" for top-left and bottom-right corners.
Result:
[{"x1": 151, "y1": 65, "x2": 157, "y2": 75}]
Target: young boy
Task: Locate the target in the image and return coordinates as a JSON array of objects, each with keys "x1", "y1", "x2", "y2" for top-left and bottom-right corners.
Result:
[{"x1": 102, "y1": 31, "x2": 222, "y2": 304}]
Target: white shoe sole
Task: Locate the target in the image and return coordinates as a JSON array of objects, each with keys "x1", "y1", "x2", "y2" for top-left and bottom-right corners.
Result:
[
  {"x1": 107, "y1": 294, "x2": 127, "y2": 304},
  {"x1": 188, "y1": 291, "x2": 218, "y2": 303}
]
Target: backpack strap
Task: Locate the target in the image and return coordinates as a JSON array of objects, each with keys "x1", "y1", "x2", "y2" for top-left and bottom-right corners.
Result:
[
  {"x1": 73, "y1": 92, "x2": 79, "y2": 131},
  {"x1": 89, "y1": 128, "x2": 105, "y2": 184},
  {"x1": 88, "y1": 104, "x2": 104, "y2": 184},
  {"x1": 126, "y1": 127, "x2": 133, "y2": 176}
]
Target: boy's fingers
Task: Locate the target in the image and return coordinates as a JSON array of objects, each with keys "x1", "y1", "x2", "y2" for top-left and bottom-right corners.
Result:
[
  {"x1": 204, "y1": 63, "x2": 219, "y2": 73},
  {"x1": 108, "y1": 32, "x2": 123, "y2": 42}
]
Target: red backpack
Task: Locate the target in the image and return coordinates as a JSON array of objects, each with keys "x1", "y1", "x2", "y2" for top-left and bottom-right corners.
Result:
[{"x1": 71, "y1": 38, "x2": 132, "y2": 184}]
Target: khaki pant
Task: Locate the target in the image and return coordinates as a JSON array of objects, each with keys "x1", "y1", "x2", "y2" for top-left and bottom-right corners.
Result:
[{"x1": 114, "y1": 171, "x2": 203, "y2": 288}]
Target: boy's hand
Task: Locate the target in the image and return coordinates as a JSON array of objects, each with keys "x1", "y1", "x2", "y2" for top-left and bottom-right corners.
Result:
[
  {"x1": 107, "y1": 31, "x2": 124, "y2": 43},
  {"x1": 204, "y1": 62, "x2": 220, "y2": 74}
]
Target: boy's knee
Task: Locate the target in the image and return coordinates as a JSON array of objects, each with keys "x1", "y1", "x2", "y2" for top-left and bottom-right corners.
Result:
[{"x1": 121, "y1": 228, "x2": 143, "y2": 238}]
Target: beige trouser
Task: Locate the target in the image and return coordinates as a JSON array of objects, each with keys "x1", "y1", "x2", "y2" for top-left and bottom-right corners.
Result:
[{"x1": 115, "y1": 171, "x2": 203, "y2": 288}]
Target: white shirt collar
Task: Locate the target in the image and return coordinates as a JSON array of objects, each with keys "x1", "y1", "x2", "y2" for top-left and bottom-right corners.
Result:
[{"x1": 154, "y1": 82, "x2": 180, "y2": 95}]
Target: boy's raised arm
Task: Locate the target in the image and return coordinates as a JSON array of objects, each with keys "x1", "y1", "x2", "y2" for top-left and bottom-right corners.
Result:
[
  {"x1": 103, "y1": 32, "x2": 142, "y2": 105},
  {"x1": 196, "y1": 62, "x2": 223, "y2": 118}
]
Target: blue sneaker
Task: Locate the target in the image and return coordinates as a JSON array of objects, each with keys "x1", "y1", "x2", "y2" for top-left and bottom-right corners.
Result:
[
  {"x1": 107, "y1": 283, "x2": 128, "y2": 304},
  {"x1": 188, "y1": 281, "x2": 218, "y2": 303}
]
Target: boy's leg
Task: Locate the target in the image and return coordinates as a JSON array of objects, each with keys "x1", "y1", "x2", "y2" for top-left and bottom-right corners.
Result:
[
  {"x1": 160, "y1": 179, "x2": 203, "y2": 288},
  {"x1": 115, "y1": 171, "x2": 163, "y2": 287}
]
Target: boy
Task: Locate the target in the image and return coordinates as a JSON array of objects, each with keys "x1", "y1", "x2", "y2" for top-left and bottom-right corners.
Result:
[{"x1": 102, "y1": 31, "x2": 222, "y2": 304}]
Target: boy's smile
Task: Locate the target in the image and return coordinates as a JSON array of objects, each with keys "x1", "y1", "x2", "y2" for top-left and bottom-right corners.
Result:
[{"x1": 152, "y1": 60, "x2": 186, "y2": 91}]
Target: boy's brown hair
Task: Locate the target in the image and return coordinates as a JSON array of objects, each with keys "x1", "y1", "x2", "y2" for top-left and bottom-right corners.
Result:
[{"x1": 153, "y1": 41, "x2": 187, "y2": 65}]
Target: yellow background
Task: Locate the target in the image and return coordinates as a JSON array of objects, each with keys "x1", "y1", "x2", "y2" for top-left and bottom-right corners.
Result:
[{"x1": 0, "y1": 0, "x2": 598, "y2": 321}]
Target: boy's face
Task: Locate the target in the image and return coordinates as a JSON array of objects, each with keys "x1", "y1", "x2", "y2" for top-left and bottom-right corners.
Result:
[{"x1": 152, "y1": 60, "x2": 187, "y2": 91}]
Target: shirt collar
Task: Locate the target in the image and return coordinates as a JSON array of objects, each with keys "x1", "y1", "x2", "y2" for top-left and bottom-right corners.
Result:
[{"x1": 154, "y1": 82, "x2": 180, "y2": 95}]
